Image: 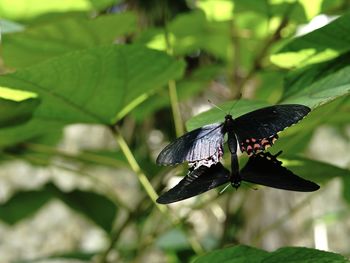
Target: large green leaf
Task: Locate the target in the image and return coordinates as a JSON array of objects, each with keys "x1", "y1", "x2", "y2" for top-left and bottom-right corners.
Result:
[
  {"x1": 0, "y1": 183, "x2": 117, "y2": 232},
  {"x1": 263, "y1": 247, "x2": 349, "y2": 263},
  {"x1": 271, "y1": 13, "x2": 350, "y2": 68},
  {"x1": 2, "y1": 12, "x2": 137, "y2": 68},
  {"x1": 194, "y1": 245, "x2": 348, "y2": 263},
  {"x1": 0, "y1": 0, "x2": 118, "y2": 21},
  {"x1": 280, "y1": 52, "x2": 350, "y2": 108},
  {"x1": 0, "y1": 45, "x2": 185, "y2": 125},
  {"x1": 186, "y1": 99, "x2": 270, "y2": 131}
]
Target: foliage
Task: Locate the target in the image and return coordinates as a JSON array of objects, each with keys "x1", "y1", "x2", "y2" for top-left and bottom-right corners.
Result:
[{"x1": 0, "y1": 0, "x2": 349, "y2": 262}]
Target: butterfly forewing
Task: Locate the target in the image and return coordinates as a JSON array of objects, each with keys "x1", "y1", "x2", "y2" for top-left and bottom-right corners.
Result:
[
  {"x1": 240, "y1": 152, "x2": 319, "y2": 192},
  {"x1": 156, "y1": 163, "x2": 230, "y2": 204},
  {"x1": 156, "y1": 123, "x2": 224, "y2": 165},
  {"x1": 233, "y1": 104, "x2": 310, "y2": 155}
]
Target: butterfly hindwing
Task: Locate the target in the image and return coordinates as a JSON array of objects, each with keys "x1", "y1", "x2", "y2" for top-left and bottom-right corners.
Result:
[
  {"x1": 156, "y1": 163, "x2": 230, "y2": 204},
  {"x1": 240, "y1": 152, "x2": 319, "y2": 192},
  {"x1": 156, "y1": 123, "x2": 225, "y2": 165},
  {"x1": 233, "y1": 104, "x2": 310, "y2": 155}
]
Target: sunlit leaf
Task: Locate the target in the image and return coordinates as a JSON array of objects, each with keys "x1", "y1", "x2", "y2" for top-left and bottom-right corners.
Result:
[
  {"x1": 137, "y1": 11, "x2": 231, "y2": 60},
  {"x1": 271, "y1": 13, "x2": 350, "y2": 68},
  {"x1": 280, "y1": 52, "x2": 350, "y2": 108},
  {"x1": 0, "y1": 45, "x2": 185, "y2": 125},
  {"x1": 2, "y1": 12, "x2": 137, "y2": 68},
  {"x1": 298, "y1": 0, "x2": 323, "y2": 20},
  {"x1": 198, "y1": 0, "x2": 234, "y2": 21},
  {"x1": 0, "y1": 0, "x2": 118, "y2": 21}
]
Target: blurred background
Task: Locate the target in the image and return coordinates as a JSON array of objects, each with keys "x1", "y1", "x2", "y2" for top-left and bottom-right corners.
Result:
[{"x1": 0, "y1": 0, "x2": 349, "y2": 262}]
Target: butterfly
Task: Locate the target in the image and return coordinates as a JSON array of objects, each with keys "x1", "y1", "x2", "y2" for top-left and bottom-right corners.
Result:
[
  {"x1": 156, "y1": 151, "x2": 319, "y2": 204},
  {"x1": 156, "y1": 104, "x2": 311, "y2": 170}
]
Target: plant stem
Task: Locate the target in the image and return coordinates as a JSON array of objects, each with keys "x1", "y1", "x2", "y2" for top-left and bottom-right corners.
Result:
[
  {"x1": 168, "y1": 79, "x2": 184, "y2": 136},
  {"x1": 111, "y1": 126, "x2": 204, "y2": 255},
  {"x1": 112, "y1": 126, "x2": 165, "y2": 212},
  {"x1": 164, "y1": 23, "x2": 184, "y2": 137}
]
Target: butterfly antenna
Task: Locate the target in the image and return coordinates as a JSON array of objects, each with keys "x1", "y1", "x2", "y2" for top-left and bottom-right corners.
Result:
[
  {"x1": 208, "y1": 99, "x2": 227, "y2": 114},
  {"x1": 228, "y1": 93, "x2": 242, "y2": 115},
  {"x1": 219, "y1": 183, "x2": 231, "y2": 195}
]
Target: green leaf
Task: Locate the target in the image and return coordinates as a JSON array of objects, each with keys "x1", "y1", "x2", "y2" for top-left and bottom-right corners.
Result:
[
  {"x1": 271, "y1": 13, "x2": 350, "y2": 68},
  {"x1": 137, "y1": 11, "x2": 231, "y2": 60},
  {"x1": 280, "y1": 155, "x2": 350, "y2": 184},
  {"x1": 0, "y1": 0, "x2": 118, "y2": 21},
  {"x1": 2, "y1": 13, "x2": 137, "y2": 68},
  {"x1": 280, "y1": 52, "x2": 350, "y2": 108},
  {"x1": 0, "y1": 119, "x2": 63, "y2": 148},
  {"x1": 186, "y1": 99, "x2": 270, "y2": 131},
  {"x1": 56, "y1": 187, "x2": 117, "y2": 233},
  {"x1": 0, "y1": 186, "x2": 53, "y2": 224},
  {"x1": 15, "y1": 251, "x2": 96, "y2": 263},
  {"x1": 0, "y1": 97, "x2": 40, "y2": 128},
  {"x1": 194, "y1": 245, "x2": 349, "y2": 263},
  {"x1": 193, "y1": 245, "x2": 268, "y2": 263},
  {"x1": 264, "y1": 247, "x2": 348, "y2": 262},
  {"x1": 0, "y1": 45, "x2": 185, "y2": 125},
  {"x1": 272, "y1": 96, "x2": 349, "y2": 153},
  {"x1": 0, "y1": 183, "x2": 117, "y2": 232}
]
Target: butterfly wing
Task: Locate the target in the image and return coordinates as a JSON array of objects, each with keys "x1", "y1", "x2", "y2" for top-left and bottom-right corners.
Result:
[
  {"x1": 157, "y1": 163, "x2": 230, "y2": 204},
  {"x1": 240, "y1": 152, "x2": 319, "y2": 192},
  {"x1": 233, "y1": 104, "x2": 310, "y2": 155},
  {"x1": 156, "y1": 123, "x2": 225, "y2": 165}
]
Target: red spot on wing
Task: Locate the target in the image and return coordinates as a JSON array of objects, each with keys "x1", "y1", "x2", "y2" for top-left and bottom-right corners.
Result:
[{"x1": 240, "y1": 134, "x2": 279, "y2": 155}]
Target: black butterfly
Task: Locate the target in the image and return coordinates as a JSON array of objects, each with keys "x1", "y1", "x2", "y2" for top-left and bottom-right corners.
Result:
[
  {"x1": 156, "y1": 151, "x2": 319, "y2": 204},
  {"x1": 156, "y1": 104, "x2": 311, "y2": 169}
]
